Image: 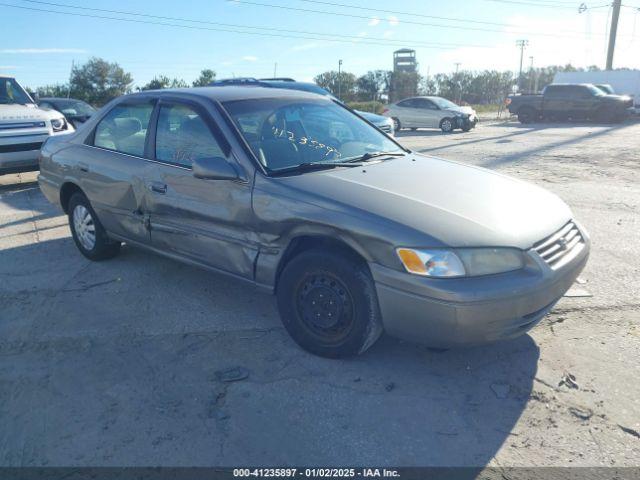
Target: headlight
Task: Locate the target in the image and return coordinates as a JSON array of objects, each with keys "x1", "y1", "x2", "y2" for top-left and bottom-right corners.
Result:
[
  {"x1": 50, "y1": 117, "x2": 68, "y2": 132},
  {"x1": 397, "y1": 248, "x2": 524, "y2": 278}
]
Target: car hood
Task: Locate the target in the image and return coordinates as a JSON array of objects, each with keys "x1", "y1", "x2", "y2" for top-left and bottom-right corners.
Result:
[
  {"x1": 444, "y1": 105, "x2": 476, "y2": 116},
  {"x1": 281, "y1": 154, "x2": 572, "y2": 249},
  {"x1": 0, "y1": 103, "x2": 64, "y2": 123},
  {"x1": 355, "y1": 110, "x2": 390, "y2": 124}
]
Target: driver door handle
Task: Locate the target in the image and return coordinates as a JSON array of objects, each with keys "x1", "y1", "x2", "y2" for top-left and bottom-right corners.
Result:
[{"x1": 149, "y1": 182, "x2": 167, "y2": 194}]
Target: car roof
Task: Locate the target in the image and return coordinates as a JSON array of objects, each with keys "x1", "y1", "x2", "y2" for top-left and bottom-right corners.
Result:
[
  {"x1": 39, "y1": 97, "x2": 84, "y2": 103},
  {"x1": 123, "y1": 86, "x2": 330, "y2": 102}
]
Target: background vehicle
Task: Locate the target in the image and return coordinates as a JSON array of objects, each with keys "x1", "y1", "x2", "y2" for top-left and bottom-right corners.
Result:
[
  {"x1": 554, "y1": 70, "x2": 640, "y2": 113},
  {"x1": 38, "y1": 87, "x2": 588, "y2": 358},
  {"x1": 0, "y1": 75, "x2": 73, "y2": 175},
  {"x1": 209, "y1": 77, "x2": 395, "y2": 136},
  {"x1": 383, "y1": 96, "x2": 478, "y2": 133},
  {"x1": 507, "y1": 83, "x2": 633, "y2": 123},
  {"x1": 37, "y1": 97, "x2": 96, "y2": 128}
]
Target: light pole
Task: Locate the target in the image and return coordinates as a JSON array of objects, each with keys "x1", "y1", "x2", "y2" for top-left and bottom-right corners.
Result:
[
  {"x1": 516, "y1": 39, "x2": 529, "y2": 91},
  {"x1": 338, "y1": 59, "x2": 343, "y2": 101},
  {"x1": 606, "y1": 0, "x2": 622, "y2": 69},
  {"x1": 528, "y1": 56, "x2": 534, "y2": 93}
]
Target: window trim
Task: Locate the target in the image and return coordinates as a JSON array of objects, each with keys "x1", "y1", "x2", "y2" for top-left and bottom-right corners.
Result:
[
  {"x1": 86, "y1": 98, "x2": 157, "y2": 159},
  {"x1": 148, "y1": 96, "x2": 232, "y2": 170}
]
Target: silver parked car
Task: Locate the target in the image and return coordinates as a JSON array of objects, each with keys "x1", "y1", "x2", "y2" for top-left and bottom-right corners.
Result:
[
  {"x1": 38, "y1": 87, "x2": 589, "y2": 357},
  {"x1": 384, "y1": 96, "x2": 478, "y2": 133}
]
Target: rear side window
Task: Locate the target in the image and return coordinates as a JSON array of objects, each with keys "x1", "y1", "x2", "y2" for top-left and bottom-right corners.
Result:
[
  {"x1": 94, "y1": 103, "x2": 154, "y2": 157},
  {"x1": 397, "y1": 99, "x2": 416, "y2": 108},
  {"x1": 155, "y1": 104, "x2": 226, "y2": 168}
]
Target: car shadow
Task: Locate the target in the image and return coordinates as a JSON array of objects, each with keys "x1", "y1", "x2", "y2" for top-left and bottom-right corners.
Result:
[{"x1": 0, "y1": 233, "x2": 539, "y2": 470}]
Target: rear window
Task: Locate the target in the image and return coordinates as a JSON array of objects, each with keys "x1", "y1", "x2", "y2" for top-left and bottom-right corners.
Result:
[{"x1": 93, "y1": 103, "x2": 154, "y2": 157}]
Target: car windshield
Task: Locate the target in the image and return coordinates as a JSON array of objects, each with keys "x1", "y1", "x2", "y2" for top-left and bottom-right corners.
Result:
[
  {"x1": 430, "y1": 97, "x2": 458, "y2": 109},
  {"x1": 223, "y1": 98, "x2": 403, "y2": 172},
  {"x1": 0, "y1": 78, "x2": 33, "y2": 105},
  {"x1": 54, "y1": 100, "x2": 95, "y2": 116},
  {"x1": 586, "y1": 84, "x2": 605, "y2": 96}
]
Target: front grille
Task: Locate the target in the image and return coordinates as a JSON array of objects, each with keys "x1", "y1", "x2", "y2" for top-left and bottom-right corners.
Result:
[
  {"x1": 0, "y1": 142, "x2": 43, "y2": 153},
  {"x1": 533, "y1": 221, "x2": 585, "y2": 269},
  {"x1": 0, "y1": 121, "x2": 46, "y2": 130}
]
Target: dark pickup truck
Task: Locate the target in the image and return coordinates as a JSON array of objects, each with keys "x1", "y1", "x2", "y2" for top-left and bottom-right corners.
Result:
[{"x1": 507, "y1": 83, "x2": 633, "y2": 124}]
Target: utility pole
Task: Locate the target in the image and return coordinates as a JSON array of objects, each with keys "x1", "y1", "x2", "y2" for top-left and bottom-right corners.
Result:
[
  {"x1": 273, "y1": 62, "x2": 277, "y2": 78},
  {"x1": 516, "y1": 39, "x2": 529, "y2": 91},
  {"x1": 337, "y1": 59, "x2": 343, "y2": 101},
  {"x1": 606, "y1": 0, "x2": 622, "y2": 70},
  {"x1": 528, "y1": 56, "x2": 534, "y2": 93}
]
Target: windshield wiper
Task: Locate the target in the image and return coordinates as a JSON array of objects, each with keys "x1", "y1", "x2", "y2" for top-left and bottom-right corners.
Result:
[
  {"x1": 270, "y1": 162, "x2": 363, "y2": 176},
  {"x1": 346, "y1": 151, "x2": 406, "y2": 163}
]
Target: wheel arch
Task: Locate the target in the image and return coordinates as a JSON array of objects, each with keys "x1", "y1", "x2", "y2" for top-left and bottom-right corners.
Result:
[
  {"x1": 274, "y1": 234, "x2": 371, "y2": 293},
  {"x1": 59, "y1": 181, "x2": 84, "y2": 214}
]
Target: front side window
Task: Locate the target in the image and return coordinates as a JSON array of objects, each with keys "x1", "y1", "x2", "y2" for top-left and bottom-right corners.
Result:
[
  {"x1": 223, "y1": 98, "x2": 402, "y2": 172},
  {"x1": 155, "y1": 104, "x2": 225, "y2": 167},
  {"x1": 94, "y1": 103, "x2": 154, "y2": 157},
  {"x1": 0, "y1": 78, "x2": 33, "y2": 105}
]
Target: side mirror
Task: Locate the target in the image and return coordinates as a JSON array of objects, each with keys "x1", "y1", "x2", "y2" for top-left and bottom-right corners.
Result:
[{"x1": 193, "y1": 156, "x2": 240, "y2": 181}]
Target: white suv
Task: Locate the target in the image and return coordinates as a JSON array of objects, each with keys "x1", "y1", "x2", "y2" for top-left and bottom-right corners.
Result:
[{"x1": 0, "y1": 75, "x2": 74, "y2": 175}]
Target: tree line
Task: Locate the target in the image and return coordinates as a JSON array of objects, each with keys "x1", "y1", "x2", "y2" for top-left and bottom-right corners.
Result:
[{"x1": 32, "y1": 56, "x2": 609, "y2": 108}]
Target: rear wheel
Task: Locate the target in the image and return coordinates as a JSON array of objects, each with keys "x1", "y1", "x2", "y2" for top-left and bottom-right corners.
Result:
[
  {"x1": 517, "y1": 107, "x2": 536, "y2": 124},
  {"x1": 68, "y1": 192, "x2": 121, "y2": 261},
  {"x1": 276, "y1": 249, "x2": 383, "y2": 358}
]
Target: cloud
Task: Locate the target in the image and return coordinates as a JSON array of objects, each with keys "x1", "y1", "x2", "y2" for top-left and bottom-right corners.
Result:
[
  {"x1": 242, "y1": 55, "x2": 258, "y2": 62},
  {"x1": 368, "y1": 17, "x2": 380, "y2": 27},
  {"x1": 0, "y1": 48, "x2": 87, "y2": 54},
  {"x1": 388, "y1": 16, "x2": 399, "y2": 27}
]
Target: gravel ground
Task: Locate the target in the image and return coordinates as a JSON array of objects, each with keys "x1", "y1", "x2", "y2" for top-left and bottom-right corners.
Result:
[{"x1": 0, "y1": 118, "x2": 638, "y2": 468}]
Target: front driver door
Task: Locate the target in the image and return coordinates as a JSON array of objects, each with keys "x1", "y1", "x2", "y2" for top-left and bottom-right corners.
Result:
[{"x1": 143, "y1": 98, "x2": 258, "y2": 279}]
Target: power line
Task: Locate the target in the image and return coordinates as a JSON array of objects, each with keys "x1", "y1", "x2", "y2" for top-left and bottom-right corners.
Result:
[
  {"x1": 0, "y1": 2, "x2": 491, "y2": 50},
  {"x1": 15, "y1": 0, "x2": 493, "y2": 49},
  {"x1": 483, "y1": 0, "x2": 581, "y2": 8},
  {"x1": 231, "y1": 0, "x2": 614, "y2": 38},
  {"x1": 290, "y1": 0, "x2": 518, "y2": 27}
]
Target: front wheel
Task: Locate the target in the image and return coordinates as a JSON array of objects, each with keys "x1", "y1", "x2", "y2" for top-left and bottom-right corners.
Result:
[
  {"x1": 276, "y1": 250, "x2": 383, "y2": 358},
  {"x1": 392, "y1": 117, "x2": 401, "y2": 131},
  {"x1": 68, "y1": 192, "x2": 121, "y2": 261},
  {"x1": 440, "y1": 118, "x2": 454, "y2": 133}
]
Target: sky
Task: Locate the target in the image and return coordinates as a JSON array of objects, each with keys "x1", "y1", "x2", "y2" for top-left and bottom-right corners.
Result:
[{"x1": 1, "y1": 0, "x2": 639, "y2": 89}]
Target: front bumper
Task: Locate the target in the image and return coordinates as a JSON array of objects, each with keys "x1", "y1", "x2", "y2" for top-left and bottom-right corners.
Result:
[{"x1": 371, "y1": 226, "x2": 590, "y2": 348}]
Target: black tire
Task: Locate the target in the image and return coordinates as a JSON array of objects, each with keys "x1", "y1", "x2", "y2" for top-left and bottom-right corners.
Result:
[
  {"x1": 277, "y1": 249, "x2": 383, "y2": 358},
  {"x1": 440, "y1": 117, "x2": 454, "y2": 133},
  {"x1": 461, "y1": 125, "x2": 472, "y2": 132},
  {"x1": 68, "y1": 192, "x2": 121, "y2": 261},
  {"x1": 392, "y1": 117, "x2": 401, "y2": 131},
  {"x1": 517, "y1": 107, "x2": 536, "y2": 124}
]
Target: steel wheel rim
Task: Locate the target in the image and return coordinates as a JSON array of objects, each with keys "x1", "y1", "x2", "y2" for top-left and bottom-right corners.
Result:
[
  {"x1": 442, "y1": 120, "x2": 452, "y2": 131},
  {"x1": 73, "y1": 204, "x2": 96, "y2": 251},
  {"x1": 296, "y1": 273, "x2": 355, "y2": 343}
]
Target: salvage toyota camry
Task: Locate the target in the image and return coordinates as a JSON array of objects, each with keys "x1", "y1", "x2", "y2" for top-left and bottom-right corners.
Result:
[{"x1": 38, "y1": 87, "x2": 589, "y2": 357}]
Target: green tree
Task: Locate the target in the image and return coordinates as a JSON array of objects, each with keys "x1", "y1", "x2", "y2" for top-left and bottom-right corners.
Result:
[
  {"x1": 356, "y1": 70, "x2": 392, "y2": 101},
  {"x1": 139, "y1": 75, "x2": 188, "y2": 91},
  {"x1": 192, "y1": 69, "x2": 216, "y2": 87},
  {"x1": 36, "y1": 84, "x2": 70, "y2": 98},
  {"x1": 314, "y1": 70, "x2": 357, "y2": 101},
  {"x1": 69, "y1": 57, "x2": 133, "y2": 106}
]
